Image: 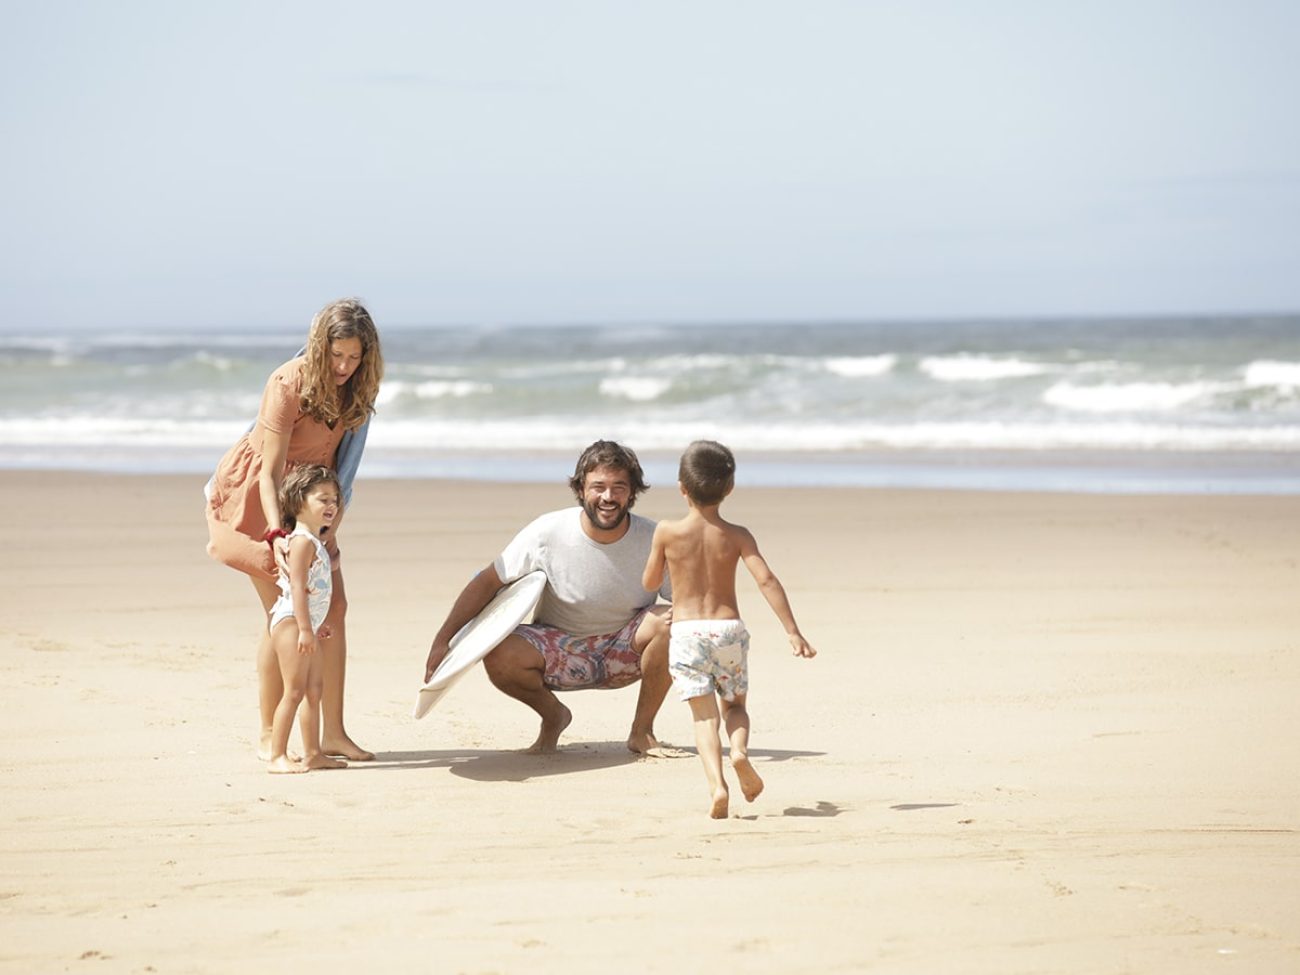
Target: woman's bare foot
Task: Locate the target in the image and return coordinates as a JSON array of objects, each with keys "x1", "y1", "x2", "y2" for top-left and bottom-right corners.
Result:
[
  {"x1": 709, "y1": 786, "x2": 730, "y2": 819},
  {"x1": 732, "y1": 757, "x2": 764, "y2": 802},
  {"x1": 258, "y1": 734, "x2": 301, "y2": 763},
  {"x1": 303, "y1": 754, "x2": 347, "y2": 771},
  {"x1": 322, "y1": 737, "x2": 374, "y2": 762},
  {"x1": 524, "y1": 703, "x2": 572, "y2": 754},
  {"x1": 267, "y1": 756, "x2": 307, "y2": 774}
]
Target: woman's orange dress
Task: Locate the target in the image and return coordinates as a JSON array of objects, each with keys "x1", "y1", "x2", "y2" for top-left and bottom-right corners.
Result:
[{"x1": 205, "y1": 358, "x2": 345, "y2": 581}]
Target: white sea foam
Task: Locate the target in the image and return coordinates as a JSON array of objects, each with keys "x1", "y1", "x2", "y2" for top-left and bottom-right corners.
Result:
[
  {"x1": 193, "y1": 351, "x2": 237, "y2": 372},
  {"x1": 1043, "y1": 381, "x2": 1230, "y2": 413},
  {"x1": 919, "y1": 355, "x2": 1054, "y2": 381},
  {"x1": 361, "y1": 418, "x2": 1300, "y2": 453},
  {"x1": 3, "y1": 415, "x2": 1298, "y2": 455},
  {"x1": 643, "y1": 353, "x2": 739, "y2": 371},
  {"x1": 599, "y1": 376, "x2": 673, "y2": 401},
  {"x1": 412, "y1": 380, "x2": 492, "y2": 399},
  {"x1": 375, "y1": 380, "x2": 493, "y2": 406},
  {"x1": 1244, "y1": 360, "x2": 1300, "y2": 389},
  {"x1": 824, "y1": 355, "x2": 897, "y2": 378}
]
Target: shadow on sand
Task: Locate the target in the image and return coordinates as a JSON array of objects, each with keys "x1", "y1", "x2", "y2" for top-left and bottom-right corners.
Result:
[{"x1": 356, "y1": 743, "x2": 825, "y2": 783}]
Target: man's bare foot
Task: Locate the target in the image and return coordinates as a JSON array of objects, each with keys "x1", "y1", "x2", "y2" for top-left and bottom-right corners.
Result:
[
  {"x1": 523, "y1": 703, "x2": 572, "y2": 755},
  {"x1": 322, "y1": 737, "x2": 374, "y2": 762},
  {"x1": 732, "y1": 757, "x2": 764, "y2": 802},
  {"x1": 709, "y1": 786, "x2": 729, "y2": 819},
  {"x1": 626, "y1": 729, "x2": 661, "y2": 754},
  {"x1": 303, "y1": 754, "x2": 347, "y2": 771},
  {"x1": 267, "y1": 756, "x2": 307, "y2": 774}
]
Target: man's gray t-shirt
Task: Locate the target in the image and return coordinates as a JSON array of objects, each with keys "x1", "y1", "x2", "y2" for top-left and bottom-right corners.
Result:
[{"x1": 493, "y1": 508, "x2": 672, "y2": 638}]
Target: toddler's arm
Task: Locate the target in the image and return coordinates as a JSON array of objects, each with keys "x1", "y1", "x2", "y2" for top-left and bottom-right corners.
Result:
[
  {"x1": 739, "y1": 530, "x2": 816, "y2": 659},
  {"x1": 288, "y1": 536, "x2": 319, "y2": 655}
]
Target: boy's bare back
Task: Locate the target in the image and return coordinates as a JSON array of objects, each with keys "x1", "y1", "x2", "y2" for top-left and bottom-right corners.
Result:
[
  {"x1": 652, "y1": 509, "x2": 755, "y2": 622},
  {"x1": 642, "y1": 440, "x2": 815, "y2": 660}
]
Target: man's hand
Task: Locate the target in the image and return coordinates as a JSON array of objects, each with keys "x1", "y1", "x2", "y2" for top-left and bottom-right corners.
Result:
[{"x1": 424, "y1": 638, "x2": 451, "y2": 683}]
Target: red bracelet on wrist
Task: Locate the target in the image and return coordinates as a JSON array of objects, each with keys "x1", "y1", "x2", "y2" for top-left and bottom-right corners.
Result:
[{"x1": 263, "y1": 528, "x2": 289, "y2": 549}]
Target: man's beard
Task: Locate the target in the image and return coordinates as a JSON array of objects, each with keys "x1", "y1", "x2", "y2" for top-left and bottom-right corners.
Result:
[{"x1": 583, "y1": 497, "x2": 629, "y2": 531}]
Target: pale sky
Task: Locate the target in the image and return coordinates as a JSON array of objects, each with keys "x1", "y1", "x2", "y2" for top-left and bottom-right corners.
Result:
[{"x1": 2, "y1": 1, "x2": 1297, "y2": 330}]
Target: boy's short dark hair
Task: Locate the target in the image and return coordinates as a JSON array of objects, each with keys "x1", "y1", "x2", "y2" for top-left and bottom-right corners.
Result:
[
  {"x1": 678, "y1": 440, "x2": 735, "y2": 505},
  {"x1": 278, "y1": 464, "x2": 340, "y2": 529},
  {"x1": 569, "y1": 440, "x2": 649, "y2": 504}
]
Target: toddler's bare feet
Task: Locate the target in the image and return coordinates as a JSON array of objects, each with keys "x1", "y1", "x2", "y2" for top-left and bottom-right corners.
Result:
[
  {"x1": 732, "y1": 757, "x2": 764, "y2": 802},
  {"x1": 267, "y1": 756, "x2": 307, "y2": 774},
  {"x1": 709, "y1": 786, "x2": 730, "y2": 819},
  {"x1": 303, "y1": 754, "x2": 347, "y2": 771}
]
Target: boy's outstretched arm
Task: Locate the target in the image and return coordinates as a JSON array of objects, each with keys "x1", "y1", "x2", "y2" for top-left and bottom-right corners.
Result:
[{"x1": 739, "y1": 531, "x2": 816, "y2": 658}]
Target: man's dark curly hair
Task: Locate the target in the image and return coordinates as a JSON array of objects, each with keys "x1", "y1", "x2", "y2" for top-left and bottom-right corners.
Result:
[{"x1": 568, "y1": 440, "x2": 649, "y2": 503}]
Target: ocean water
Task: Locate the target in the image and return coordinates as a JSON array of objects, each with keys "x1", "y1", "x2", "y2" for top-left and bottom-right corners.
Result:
[{"x1": 2, "y1": 315, "x2": 1298, "y2": 494}]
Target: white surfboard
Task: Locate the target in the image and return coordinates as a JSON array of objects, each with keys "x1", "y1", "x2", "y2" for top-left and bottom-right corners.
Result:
[{"x1": 413, "y1": 570, "x2": 547, "y2": 719}]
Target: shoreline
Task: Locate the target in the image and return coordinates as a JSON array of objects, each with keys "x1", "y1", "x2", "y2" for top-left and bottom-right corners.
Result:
[{"x1": 2, "y1": 445, "x2": 1298, "y2": 495}]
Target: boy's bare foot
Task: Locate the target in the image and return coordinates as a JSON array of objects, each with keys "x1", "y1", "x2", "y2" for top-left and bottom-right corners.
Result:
[
  {"x1": 267, "y1": 756, "x2": 307, "y2": 774},
  {"x1": 322, "y1": 737, "x2": 374, "y2": 762},
  {"x1": 626, "y1": 730, "x2": 661, "y2": 754},
  {"x1": 303, "y1": 754, "x2": 347, "y2": 771},
  {"x1": 733, "y1": 757, "x2": 764, "y2": 802},
  {"x1": 709, "y1": 786, "x2": 730, "y2": 819},
  {"x1": 523, "y1": 703, "x2": 572, "y2": 755}
]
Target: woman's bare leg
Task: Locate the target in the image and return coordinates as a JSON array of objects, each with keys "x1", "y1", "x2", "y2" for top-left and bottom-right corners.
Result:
[
  {"x1": 251, "y1": 576, "x2": 282, "y2": 760},
  {"x1": 319, "y1": 569, "x2": 373, "y2": 761}
]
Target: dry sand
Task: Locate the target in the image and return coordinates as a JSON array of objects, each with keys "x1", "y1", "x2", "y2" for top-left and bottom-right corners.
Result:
[{"x1": 1, "y1": 470, "x2": 1297, "y2": 973}]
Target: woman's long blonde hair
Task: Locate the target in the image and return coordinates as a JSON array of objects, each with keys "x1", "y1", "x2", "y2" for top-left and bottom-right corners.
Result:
[{"x1": 298, "y1": 298, "x2": 384, "y2": 431}]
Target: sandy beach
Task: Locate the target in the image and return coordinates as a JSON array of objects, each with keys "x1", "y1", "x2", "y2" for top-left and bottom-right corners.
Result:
[{"x1": 2, "y1": 469, "x2": 1297, "y2": 974}]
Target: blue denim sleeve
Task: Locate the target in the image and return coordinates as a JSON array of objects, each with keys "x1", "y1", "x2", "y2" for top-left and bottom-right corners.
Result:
[{"x1": 334, "y1": 418, "x2": 369, "y2": 508}]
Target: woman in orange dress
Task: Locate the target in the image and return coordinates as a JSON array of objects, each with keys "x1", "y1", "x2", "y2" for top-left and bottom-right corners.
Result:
[{"x1": 206, "y1": 297, "x2": 383, "y2": 762}]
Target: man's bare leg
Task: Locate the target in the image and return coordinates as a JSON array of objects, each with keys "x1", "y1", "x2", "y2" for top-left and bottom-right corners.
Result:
[
  {"x1": 723, "y1": 694, "x2": 763, "y2": 802},
  {"x1": 319, "y1": 571, "x2": 374, "y2": 761},
  {"x1": 687, "y1": 694, "x2": 729, "y2": 818},
  {"x1": 483, "y1": 635, "x2": 572, "y2": 754},
  {"x1": 628, "y1": 608, "x2": 672, "y2": 753}
]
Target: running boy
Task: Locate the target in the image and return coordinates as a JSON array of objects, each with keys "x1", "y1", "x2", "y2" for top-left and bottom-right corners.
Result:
[
  {"x1": 641, "y1": 440, "x2": 816, "y2": 818},
  {"x1": 265, "y1": 465, "x2": 347, "y2": 774}
]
